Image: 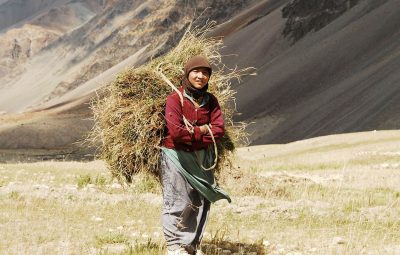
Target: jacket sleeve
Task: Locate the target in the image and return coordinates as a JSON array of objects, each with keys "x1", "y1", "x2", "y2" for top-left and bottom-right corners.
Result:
[
  {"x1": 202, "y1": 95, "x2": 225, "y2": 144},
  {"x1": 165, "y1": 94, "x2": 202, "y2": 143}
]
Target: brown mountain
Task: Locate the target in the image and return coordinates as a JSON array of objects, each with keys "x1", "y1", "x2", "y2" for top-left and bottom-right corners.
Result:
[
  {"x1": 0, "y1": 0, "x2": 399, "y2": 160},
  {"x1": 0, "y1": 0, "x2": 255, "y2": 159}
]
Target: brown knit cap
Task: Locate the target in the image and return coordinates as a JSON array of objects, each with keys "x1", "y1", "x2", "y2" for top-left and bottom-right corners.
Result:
[{"x1": 184, "y1": 55, "x2": 212, "y2": 78}]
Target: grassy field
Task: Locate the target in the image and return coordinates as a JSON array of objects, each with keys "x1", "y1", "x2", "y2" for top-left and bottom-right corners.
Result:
[{"x1": 1, "y1": 130, "x2": 400, "y2": 254}]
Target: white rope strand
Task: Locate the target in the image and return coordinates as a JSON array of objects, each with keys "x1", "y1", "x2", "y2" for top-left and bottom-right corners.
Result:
[{"x1": 157, "y1": 69, "x2": 194, "y2": 134}]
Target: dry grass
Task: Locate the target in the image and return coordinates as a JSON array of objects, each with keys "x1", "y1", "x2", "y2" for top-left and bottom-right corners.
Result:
[
  {"x1": 1, "y1": 131, "x2": 400, "y2": 254},
  {"x1": 90, "y1": 22, "x2": 249, "y2": 182}
]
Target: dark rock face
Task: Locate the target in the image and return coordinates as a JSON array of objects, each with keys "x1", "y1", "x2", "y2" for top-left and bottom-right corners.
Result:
[
  {"x1": 10, "y1": 39, "x2": 21, "y2": 59},
  {"x1": 282, "y1": 0, "x2": 360, "y2": 42}
]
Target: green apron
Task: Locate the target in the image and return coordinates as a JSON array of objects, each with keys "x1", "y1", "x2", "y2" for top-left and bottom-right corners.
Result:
[{"x1": 161, "y1": 147, "x2": 231, "y2": 203}]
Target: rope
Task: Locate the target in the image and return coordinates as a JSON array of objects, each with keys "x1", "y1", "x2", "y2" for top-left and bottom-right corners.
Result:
[
  {"x1": 196, "y1": 124, "x2": 218, "y2": 171},
  {"x1": 157, "y1": 68, "x2": 218, "y2": 170},
  {"x1": 157, "y1": 70, "x2": 194, "y2": 134}
]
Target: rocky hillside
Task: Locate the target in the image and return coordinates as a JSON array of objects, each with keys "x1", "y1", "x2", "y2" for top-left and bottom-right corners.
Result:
[{"x1": 282, "y1": 0, "x2": 360, "y2": 42}]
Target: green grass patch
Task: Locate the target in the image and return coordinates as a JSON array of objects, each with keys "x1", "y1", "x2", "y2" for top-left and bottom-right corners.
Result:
[
  {"x1": 9, "y1": 191, "x2": 22, "y2": 200},
  {"x1": 131, "y1": 173, "x2": 161, "y2": 194},
  {"x1": 270, "y1": 162, "x2": 344, "y2": 172},
  {"x1": 76, "y1": 174, "x2": 110, "y2": 188},
  {"x1": 76, "y1": 174, "x2": 92, "y2": 188},
  {"x1": 95, "y1": 233, "x2": 129, "y2": 246},
  {"x1": 119, "y1": 239, "x2": 164, "y2": 254},
  {"x1": 349, "y1": 155, "x2": 400, "y2": 166},
  {"x1": 273, "y1": 137, "x2": 400, "y2": 160}
]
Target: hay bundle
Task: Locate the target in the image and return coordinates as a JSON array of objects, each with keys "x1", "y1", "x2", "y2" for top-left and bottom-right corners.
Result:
[{"x1": 91, "y1": 24, "x2": 247, "y2": 182}]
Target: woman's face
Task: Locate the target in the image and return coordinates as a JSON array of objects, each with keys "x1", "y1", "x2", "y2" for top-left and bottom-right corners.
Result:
[{"x1": 188, "y1": 67, "x2": 210, "y2": 89}]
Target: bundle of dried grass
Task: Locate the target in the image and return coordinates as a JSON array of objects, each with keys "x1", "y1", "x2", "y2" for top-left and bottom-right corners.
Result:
[{"x1": 91, "y1": 23, "x2": 249, "y2": 182}]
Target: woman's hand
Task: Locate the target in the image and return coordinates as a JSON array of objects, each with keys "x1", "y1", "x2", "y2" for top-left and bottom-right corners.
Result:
[{"x1": 199, "y1": 125, "x2": 209, "y2": 135}]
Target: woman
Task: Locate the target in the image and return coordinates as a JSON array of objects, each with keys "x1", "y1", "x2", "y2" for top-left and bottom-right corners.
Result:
[{"x1": 160, "y1": 55, "x2": 231, "y2": 255}]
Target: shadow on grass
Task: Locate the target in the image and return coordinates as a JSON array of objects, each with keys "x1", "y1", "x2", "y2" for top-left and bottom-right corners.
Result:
[
  {"x1": 201, "y1": 239, "x2": 266, "y2": 254},
  {"x1": 106, "y1": 239, "x2": 265, "y2": 255},
  {"x1": 121, "y1": 243, "x2": 163, "y2": 254}
]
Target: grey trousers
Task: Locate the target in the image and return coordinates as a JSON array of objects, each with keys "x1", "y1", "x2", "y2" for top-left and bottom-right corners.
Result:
[{"x1": 159, "y1": 152, "x2": 211, "y2": 254}]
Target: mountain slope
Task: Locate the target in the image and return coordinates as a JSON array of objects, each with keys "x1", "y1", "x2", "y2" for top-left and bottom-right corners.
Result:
[
  {"x1": 0, "y1": 0, "x2": 255, "y2": 156},
  {"x1": 220, "y1": 0, "x2": 400, "y2": 144},
  {"x1": 0, "y1": 0, "x2": 255, "y2": 114},
  {"x1": 0, "y1": 0, "x2": 104, "y2": 100},
  {"x1": 0, "y1": 0, "x2": 399, "y2": 159}
]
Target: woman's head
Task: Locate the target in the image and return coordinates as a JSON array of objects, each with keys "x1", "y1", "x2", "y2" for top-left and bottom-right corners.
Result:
[{"x1": 184, "y1": 55, "x2": 212, "y2": 90}]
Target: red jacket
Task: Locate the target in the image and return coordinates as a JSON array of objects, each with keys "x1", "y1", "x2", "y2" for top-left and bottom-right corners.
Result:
[{"x1": 163, "y1": 87, "x2": 225, "y2": 151}]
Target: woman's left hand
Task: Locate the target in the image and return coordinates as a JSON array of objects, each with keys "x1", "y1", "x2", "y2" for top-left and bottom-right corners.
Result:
[{"x1": 199, "y1": 125, "x2": 209, "y2": 135}]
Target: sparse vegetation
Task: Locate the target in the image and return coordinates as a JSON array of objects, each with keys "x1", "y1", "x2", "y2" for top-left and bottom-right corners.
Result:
[
  {"x1": 9, "y1": 191, "x2": 20, "y2": 200},
  {"x1": 76, "y1": 174, "x2": 92, "y2": 188},
  {"x1": 1, "y1": 131, "x2": 400, "y2": 254}
]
